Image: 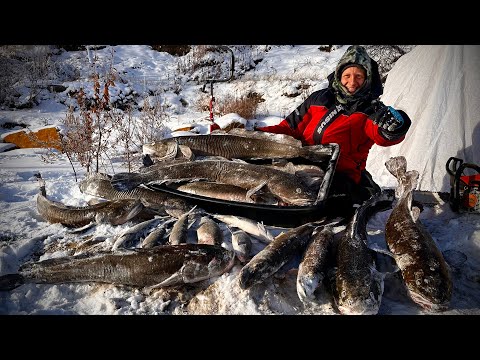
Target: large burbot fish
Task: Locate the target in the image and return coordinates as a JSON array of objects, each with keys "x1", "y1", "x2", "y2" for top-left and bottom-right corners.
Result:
[
  {"x1": 238, "y1": 220, "x2": 326, "y2": 290},
  {"x1": 384, "y1": 156, "x2": 452, "y2": 311},
  {"x1": 335, "y1": 192, "x2": 393, "y2": 315},
  {"x1": 78, "y1": 172, "x2": 193, "y2": 218},
  {"x1": 111, "y1": 160, "x2": 316, "y2": 206},
  {"x1": 142, "y1": 134, "x2": 332, "y2": 162},
  {"x1": 0, "y1": 244, "x2": 235, "y2": 291},
  {"x1": 296, "y1": 225, "x2": 334, "y2": 304},
  {"x1": 36, "y1": 175, "x2": 143, "y2": 228}
]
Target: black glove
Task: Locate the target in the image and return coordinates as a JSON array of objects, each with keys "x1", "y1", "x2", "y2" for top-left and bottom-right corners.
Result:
[{"x1": 371, "y1": 102, "x2": 405, "y2": 132}]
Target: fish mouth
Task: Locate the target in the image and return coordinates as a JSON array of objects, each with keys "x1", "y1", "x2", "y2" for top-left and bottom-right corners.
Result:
[
  {"x1": 338, "y1": 302, "x2": 380, "y2": 315},
  {"x1": 408, "y1": 290, "x2": 450, "y2": 312},
  {"x1": 296, "y1": 276, "x2": 318, "y2": 303}
]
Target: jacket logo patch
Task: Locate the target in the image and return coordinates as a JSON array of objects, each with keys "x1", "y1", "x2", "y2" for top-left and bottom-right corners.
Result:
[{"x1": 315, "y1": 104, "x2": 344, "y2": 137}]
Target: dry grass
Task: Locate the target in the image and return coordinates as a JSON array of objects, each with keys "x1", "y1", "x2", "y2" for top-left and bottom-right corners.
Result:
[{"x1": 215, "y1": 92, "x2": 263, "y2": 120}]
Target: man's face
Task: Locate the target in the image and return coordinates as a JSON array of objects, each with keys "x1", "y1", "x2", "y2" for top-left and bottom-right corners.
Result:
[{"x1": 340, "y1": 66, "x2": 366, "y2": 94}]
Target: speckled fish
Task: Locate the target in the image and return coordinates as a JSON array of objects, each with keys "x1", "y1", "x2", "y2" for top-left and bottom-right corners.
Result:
[
  {"x1": 196, "y1": 216, "x2": 223, "y2": 246},
  {"x1": 335, "y1": 192, "x2": 393, "y2": 315},
  {"x1": 0, "y1": 244, "x2": 235, "y2": 291},
  {"x1": 238, "y1": 220, "x2": 324, "y2": 290},
  {"x1": 141, "y1": 218, "x2": 176, "y2": 248},
  {"x1": 172, "y1": 181, "x2": 280, "y2": 205},
  {"x1": 231, "y1": 229, "x2": 253, "y2": 263},
  {"x1": 112, "y1": 217, "x2": 166, "y2": 250},
  {"x1": 296, "y1": 225, "x2": 334, "y2": 303},
  {"x1": 168, "y1": 207, "x2": 198, "y2": 245},
  {"x1": 111, "y1": 160, "x2": 316, "y2": 206},
  {"x1": 211, "y1": 214, "x2": 274, "y2": 244},
  {"x1": 36, "y1": 176, "x2": 143, "y2": 228},
  {"x1": 142, "y1": 134, "x2": 331, "y2": 162},
  {"x1": 78, "y1": 172, "x2": 193, "y2": 218},
  {"x1": 385, "y1": 156, "x2": 452, "y2": 311}
]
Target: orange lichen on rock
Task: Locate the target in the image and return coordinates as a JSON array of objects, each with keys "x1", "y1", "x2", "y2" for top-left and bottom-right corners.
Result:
[{"x1": 3, "y1": 127, "x2": 62, "y2": 151}]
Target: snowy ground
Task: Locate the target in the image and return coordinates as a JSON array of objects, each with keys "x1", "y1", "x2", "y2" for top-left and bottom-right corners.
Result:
[{"x1": 0, "y1": 45, "x2": 479, "y2": 315}]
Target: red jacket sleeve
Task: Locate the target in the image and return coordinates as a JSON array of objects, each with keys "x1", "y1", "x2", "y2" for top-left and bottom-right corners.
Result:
[{"x1": 256, "y1": 119, "x2": 302, "y2": 139}]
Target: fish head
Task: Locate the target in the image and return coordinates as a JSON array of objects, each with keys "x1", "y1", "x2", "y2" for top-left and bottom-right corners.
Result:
[
  {"x1": 238, "y1": 266, "x2": 254, "y2": 290},
  {"x1": 296, "y1": 273, "x2": 320, "y2": 303},
  {"x1": 181, "y1": 245, "x2": 235, "y2": 283},
  {"x1": 142, "y1": 142, "x2": 169, "y2": 156},
  {"x1": 78, "y1": 173, "x2": 111, "y2": 196},
  {"x1": 269, "y1": 182, "x2": 316, "y2": 206},
  {"x1": 336, "y1": 269, "x2": 383, "y2": 315},
  {"x1": 337, "y1": 296, "x2": 381, "y2": 315}
]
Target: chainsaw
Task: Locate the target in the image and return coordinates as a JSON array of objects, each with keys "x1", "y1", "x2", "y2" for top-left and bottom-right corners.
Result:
[{"x1": 446, "y1": 157, "x2": 480, "y2": 213}]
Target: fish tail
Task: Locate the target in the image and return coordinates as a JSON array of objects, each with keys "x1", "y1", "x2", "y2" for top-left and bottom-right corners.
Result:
[
  {"x1": 0, "y1": 273, "x2": 25, "y2": 291},
  {"x1": 385, "y1": 156, "x2": 407, "y2": 180},
  {"x1": 111, "y1": 172, "x2": 145, "y2": 191},
  {"x1": 299, "y1": 146, "x2": 331, "y2": 162}
]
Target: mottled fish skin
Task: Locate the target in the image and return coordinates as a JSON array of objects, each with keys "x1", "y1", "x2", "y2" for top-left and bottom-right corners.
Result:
[
  {"x1": 0, "y1": 244, "x2": 235, "y2": 290},
  {"x1": 174, "y1": 182, "x2": 254, "y2": 203},
  {"x1": 168, "y1": 207, "x2": 197, "y2": 245},
  {"x1": 231, "y1": 229, "x2": 252, "y2": 263},
  {"x1": 78, "y1": 172, "x2": 193, "y2": 218},
  {"x1": 238, "y1": 221, "x2": 324, "y2": 290},
  {"x1": 141, "y1": 218, "x2": 176, "y2": 248},
  {"x1": 142, "y1": 134, "x2": 331, "y2": 162},
  {"x1": 111, "y1": 160, "x2": 316, "y2": 206},
  {"x1": 36, "y1": 184, "x2": 144, "y2": 228},
  {"x1": 196, "y1": 216, "x2": 223, "y2": 246},
  {"x1": 385, "y1": 156, "x2": 452, "y2": 312},
  {"x1": 335, "y1": 192, "x2": 393, "y2": 315},
  {"x1": 296, "y1": 225, "x2": 334, "y2": 303},
  {"x1": 112, "y1": 217, "x2": 165, "y2": 250}
]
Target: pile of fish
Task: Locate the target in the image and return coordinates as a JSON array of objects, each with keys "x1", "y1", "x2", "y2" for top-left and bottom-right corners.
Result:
[{"x1": 1, "y1": 130, "x2": 454, "y2": 315}]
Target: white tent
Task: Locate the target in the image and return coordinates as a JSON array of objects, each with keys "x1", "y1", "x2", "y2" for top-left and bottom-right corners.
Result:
[{"x1": 367, "y1": 45, "x2": 480, "y2": 192}]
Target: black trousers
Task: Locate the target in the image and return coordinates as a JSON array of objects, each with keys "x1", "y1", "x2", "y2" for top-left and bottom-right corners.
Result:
[{"x1": 327, "y1": 170, "x2": 381, "y2": 217}]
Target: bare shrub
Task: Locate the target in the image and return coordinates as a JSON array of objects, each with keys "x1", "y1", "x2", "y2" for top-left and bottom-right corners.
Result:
[
  {"x1": 0, "y1": 45, "x2": 57, "y2": 108},
  {"x1": 134, "y1": 95, "x2": 170, "y2": 146},
  {"x1": 111, "y1": 106, "x2": 139, "y2": 173},
  {"x1": 216, "y1": 93, "x2": 260, "y2": 119},
  {"x1": 59, "y1": 69, "x2": 117, "y2": 177}
]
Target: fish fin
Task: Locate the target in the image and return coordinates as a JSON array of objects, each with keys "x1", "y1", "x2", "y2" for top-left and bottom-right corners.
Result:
[
  {"x1": 111, "y1": 172, "x2": 144, "y2": 191},
  {"x1": 0, "y1": 274, "x2": 25, "y2": 291},
  {"x1": 143, "y1": 273, "x2": 182, "y2": 294},
  {"x1": 231, "y1": 158, "x2": 249, "y2": 163},
  {"x1": 178, "y1": 145, "x2": 194, "y2": 160},
  {"x1": 246, "y1": 180, "x2": 268, "y2": 201},
  {"x1": 257, "y1": 221, "x2": 275, "y2": 242},
  {"x1": 67, "y1": 222, "x2": 96, "y2": 234}
]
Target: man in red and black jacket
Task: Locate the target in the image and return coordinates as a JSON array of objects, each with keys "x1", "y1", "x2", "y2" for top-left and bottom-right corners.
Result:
[{"x1": 256, "y1": 45, "x2": 411, "y2": 210}]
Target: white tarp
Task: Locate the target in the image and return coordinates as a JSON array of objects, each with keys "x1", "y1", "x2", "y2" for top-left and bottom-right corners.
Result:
[{"x1": 367, "y1": 45, "x2": 480, "y2": 192}]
